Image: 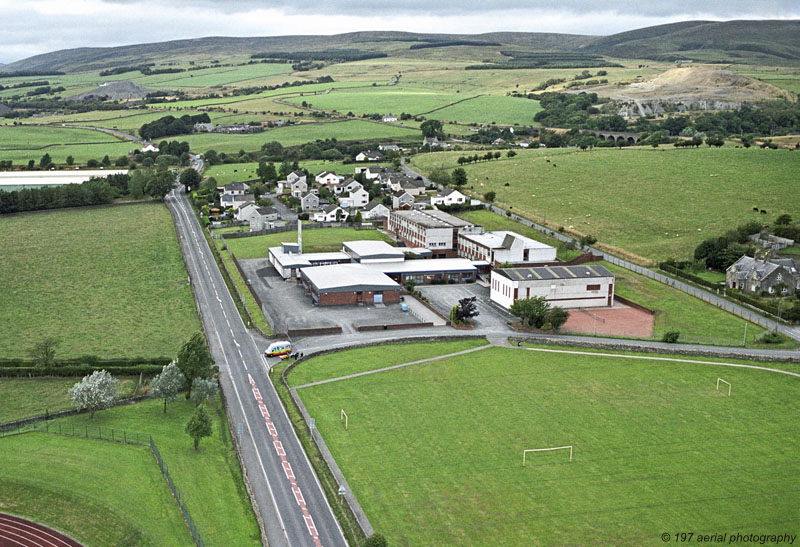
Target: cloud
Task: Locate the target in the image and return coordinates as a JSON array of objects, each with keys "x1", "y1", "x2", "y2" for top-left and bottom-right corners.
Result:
[{"x1": 0, "y1": 0, "x2": 798, "y2": 64}]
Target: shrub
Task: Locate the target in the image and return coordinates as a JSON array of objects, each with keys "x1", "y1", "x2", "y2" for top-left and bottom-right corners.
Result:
[{"x1": 662, "y1": 330, "x2": 680, "y2": 343}]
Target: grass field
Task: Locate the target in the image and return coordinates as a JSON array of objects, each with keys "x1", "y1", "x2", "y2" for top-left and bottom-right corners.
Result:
[
  {"x1": 203, "y1": 161, "x2": 393, "y2": 186},
  {"x1": 426, "y1": 95, "x2": 542, "y2": 125},
  {"x1": 293, "y1": 344, "x2": 800, "y2": 545},
  {"x1": 46, "y1": 396, "x2": 261, "y2": 546},
  {"x1": 410, "y1": 147, "x2": 800, "y2": 261},
  {"x1": 0, "y1": 433, "x2": 191, "y2": 546},
  {"x1": 0, "y1": 377, "x2": 139, "y2": 423},
  {"x1": 212, "y1": 238, "x2": 272, "y2": 335},
  {"x1": 183, "y1": 119, "x2": 420, "y2": 153},
  {"x1": 0, "y1": 204, "x2": 201, "y2": 359},
  {"x1": 0, "y1": 125, "x2": 133, "y2": 163},
  {"x1": 220, "y1": 227, "x2": 393, "y2": 259}
]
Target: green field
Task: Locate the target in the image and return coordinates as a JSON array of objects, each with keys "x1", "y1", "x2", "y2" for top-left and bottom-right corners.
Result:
[
  {"x1": 284, "y1": 85, "x2": 462, "y2": 116},
  {"x1": 203, "y1": 160, "x2": 393, "y2": 186},
  {"x1": 426, "y1": 95, "x2": 542, "y2": 125},
  {"x1": 293, "y1": 344, "x2": 800, "y2": 545},
  {"x1": 0, "y1": 377, "x2": 139, "y2": 423},
  {"x1": 0, "y1": 125, "x2": 133, "y2": 163},
  {"x1": 0, "y1": 204, "x2": 201, "y2": 359},
  {"x1": 0, "y1": 433, "x2": 191, "y2": 546},
  {"x1": 184, "y1": 119, "x2": 420, "y2": 153},
  {"x1": 219, "y1": 227, "x2": 393, "y2": 258},
  {"x1": 410, "y1": 147, "x2": 800, "y2": 262}
]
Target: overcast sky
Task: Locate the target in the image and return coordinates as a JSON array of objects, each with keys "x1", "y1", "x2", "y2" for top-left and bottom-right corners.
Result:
[{"x1": 1, "y1": 0, "x2": 798, "y2": 64}]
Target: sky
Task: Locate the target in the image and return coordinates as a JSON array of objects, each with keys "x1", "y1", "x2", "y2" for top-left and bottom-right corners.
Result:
[{"x1": 1, "y1": 0, "x2": 798, "y2": 64}]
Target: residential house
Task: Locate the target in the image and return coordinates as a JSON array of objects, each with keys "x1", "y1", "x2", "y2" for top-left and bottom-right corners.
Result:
[
  {"x1": 355, "y1": 150, "x2": 384, "y2": 162},
  {"x1": 141, "y1": 143, "x2": 159, "y2": 153},
  {"x1": 392, "y1": 190, "x2": 414, "y2": 210},
  {"x1": 378, "y1": 144, "x2": 402, "y2": 152},
  {"x1": 363, "y1": 165, "x2": 387, "y2": 180},
  {"x1": 223, "y1": 181, "x2": 250, "y2": 196},
  {"x1": 290, "y1": 178, "x2": 308, "y2": 198},
  {"x1": 422, "y1": 137, "x2": 448, "y2": 149},
  {"x1": 312, "y1": 204, "x2": 349, "y2": 223},
  {"x1": 300, "y1": 192, "x2": 320, "y2": 212},
  {"x1": 399, "y1": 177, "x2": 426, "y2": 197},
  {"x1": 193, "y1": 122, "x2": 215, "y2": 133},
  {"x1": 362, "y1": 199, "x2": 391, "y2": 220},
  {"x1": 315, "y1": 171, "x2": 341, "y2": 186},
  {"x1": 235, "y1": 202, "x2": 260, "y2": 221},
  {"x1": 726, "y1": 256, "x2": 800, "y2": 295},
  {"x1": 248, "y1": 207, "x2": 280, "y2": 232},
  {"x1": 431, "y1": 188, "x2": 467, "y2": 207},
  {"x1": 339, "y1": 187, "x2": 370, "y2": 209},
  {"x1": 231, "y1": 194, "x2": 255, "y2": 210},
  {"x1": 382, "y1": 114, "x2": 398, "y2": 122},
  {"x1": 287, "y1": 171, "x2": 306, "y2": 183}
]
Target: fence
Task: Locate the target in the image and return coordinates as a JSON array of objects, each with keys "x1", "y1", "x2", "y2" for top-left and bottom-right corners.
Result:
[
  {"x1": 150, "y1": 436, "x2": 205, "y2": 547},
  {"x1": 220, "y1": 221, "x2": 378, "y2": 239},
  {"x1": 0, "y1": 421, "x2": 148, "y2": 445}
]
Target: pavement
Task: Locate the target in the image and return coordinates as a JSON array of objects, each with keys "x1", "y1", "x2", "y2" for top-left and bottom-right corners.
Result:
[{"x1": 417, "y1": 283, "x2": 516, "y2": 330}]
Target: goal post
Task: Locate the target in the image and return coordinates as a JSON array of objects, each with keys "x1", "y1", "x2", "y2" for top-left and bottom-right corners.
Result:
[
  {"x1": 340, "y1": 409, "x2": 348, "y2": 430},
  {"x1": 716, "y1": 378, "x2": 731, "y2": 396},
  {"x1": 523, "y1": 445, "x2": 573, "y2": 466}
]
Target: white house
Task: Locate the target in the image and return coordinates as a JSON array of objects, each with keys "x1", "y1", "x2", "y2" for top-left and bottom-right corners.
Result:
[
  {"x1": 363, "y1": 199, "x2": 391, "y2": 220},
  {"x1": 141, "y1": 143, "x2": 159, "y2": 153},
  {"x1": 290, "y1": 178, "x2": 308, "y2": 198},
  {"x1": 392, "y1": 190, "x2": 414, "y2": 210},
  {"x1": 431, "y1": 188, "x2": 467, "y2": 206},
  {"x1": 235, "y1": 201, "x2": 260, "y2": 221},
  {"x1": 286, "y1": 171, "x2": 306, "y2": 183},
  {"x1": 379, "y1": 144, "x2": 402, "y2": 152},
  {"x1": 382, "y1": 114, "x2": 398, "y2": 122},
  {"x1": 223, "y1": 182, "x2": 250, "y2": 196},
  {"x1": 315, "y1": 171, "x2": 341, "y2": 186},
  {"x1": 399, "y1": 178, "x2": 426, "y2": 197},
  {"x1": 300, "y1": 192, "x2": 320, "y2": 212},
  {"x1": 248, "y1": 207, "x2": 279, "y2": 231},
  {"x1": 490, "y1": 265, "x2": 615, "y2": 310},
  {"x1": 339, "y1": 187, "x2": 369, "y2": 208},
  {"x1": 356, "y1": 150, "x2": 383, "y2": 162},
  {"x1": 313, "y1": 204, "x2": 349, "y2": 222}
]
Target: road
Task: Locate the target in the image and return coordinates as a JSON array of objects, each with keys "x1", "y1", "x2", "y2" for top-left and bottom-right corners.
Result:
[{"x1": 167, "y1": 178, "x2": 346, "y2": 547}]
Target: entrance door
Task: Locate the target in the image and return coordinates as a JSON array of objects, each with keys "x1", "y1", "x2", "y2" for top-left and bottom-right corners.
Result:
[{"x1": 374, "y1": 293, "x2": 383, "y2": 304}]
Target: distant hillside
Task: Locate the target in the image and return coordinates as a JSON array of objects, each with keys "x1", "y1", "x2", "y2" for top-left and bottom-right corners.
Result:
[
  {"x1": 0, "y1": 103, "x2": 11, "y2": 114},
  {"x1": 583, "y1": 20, "x2": 800, "y2": 65},
  {"x1": 66, "y1": 81, "x2": 160, "y2": 101}
]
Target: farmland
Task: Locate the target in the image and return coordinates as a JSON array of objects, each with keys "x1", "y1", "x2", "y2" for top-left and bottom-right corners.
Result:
[
  {"x1": 410, "y1": 146, "x2": 800, "y2": 262},
  {"x1": 219, "y1": 226, "x2": 393, "y2": 259},
  {"x1": 0, "y1": 125, "x2": 133, "y2": 163},
  {"x1": 203, "y1": 160, "x2": 392, "y2": 186},
  {"x1": 293, "y1": 343, "x2": 800, "y2": 545},
  {"x1": 0, "y1": 203, "x2": 200, "y2": 359}
]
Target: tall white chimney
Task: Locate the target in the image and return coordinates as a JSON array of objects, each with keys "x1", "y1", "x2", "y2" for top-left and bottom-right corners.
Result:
[{"x1": 297, "y1": 219, "x2": 303, "y2": 254}]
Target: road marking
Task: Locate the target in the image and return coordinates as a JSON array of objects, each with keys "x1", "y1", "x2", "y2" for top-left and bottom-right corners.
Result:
[
  {"x1": 282, "y1": 461, "x2": 295, "y2": 480},
  {"x1": 274, "y1": 440, "x2": 286, "y2": 456}
]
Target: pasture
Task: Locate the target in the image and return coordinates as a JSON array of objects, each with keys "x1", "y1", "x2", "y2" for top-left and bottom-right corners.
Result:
[
  {"x1": 0, "y1": 125, "x2": 133, "y2": 163},
  {"x1": 425, "y1": 95, "x2": 542, "y2": 125},
  {"x1": 293, "y1": 344, "x2": 800, "y2": 546},
  {"x1": 0, "y1": 204, "x2": 200, "y2": 359},
  {"x1": 283, "y1": 85, "x2": 463, "y2": 116},
  {"x1": 219, "y1": 226, "x2": 392, "y2": 259},
  {"x1": 410, "y1": 146, "x2": 800, "y2": 261}
]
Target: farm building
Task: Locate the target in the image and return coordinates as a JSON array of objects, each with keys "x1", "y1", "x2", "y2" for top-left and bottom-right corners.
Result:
[
  {"x1": 300, "y1": 264, "x2": 400, "y2": 306},
  {"x1": 491, "y1": 265, "x2": 615, "y2": 310},
  {"x1": 458, "y1": 231, "x2": 557, "y2": 266}
]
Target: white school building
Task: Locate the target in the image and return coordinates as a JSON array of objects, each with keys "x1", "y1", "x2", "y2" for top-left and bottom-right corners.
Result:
[{"x1": 491, "y1": 264, "x2": 615, "y2": 309}]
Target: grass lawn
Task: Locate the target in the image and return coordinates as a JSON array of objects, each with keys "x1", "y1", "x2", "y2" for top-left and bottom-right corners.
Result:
[
  {"x1": 287, "y1": 338, "x2": 489, "y2": 387},
  {"x1": 212, "y1": 238, "x2": 272, "y2": 335},
  {"x1": 409, "y1": 147, "x2": 800, "y2": 262},
  {"x1": 221, "y1": 227, "x2": 393, "y2": 259},
  {"x1": 0, "y1": 204, "x2": 201, "y2": 359},
  {"x1": 0, "y1": 377, "x2": 139, "y2": 423},
  {"x1": 0, "y1": 433, "x2": 191, "y2": 546},
  {"x1": 51, "y1": 396, "x2": 261, "y2": 546},
  {"x1": 294, "y1": 345, "x2": 800, "y2": 545}
]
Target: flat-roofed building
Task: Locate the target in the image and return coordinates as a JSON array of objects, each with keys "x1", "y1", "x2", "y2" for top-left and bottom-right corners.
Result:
[
  {"x1": 268, "y1": 243, "x2": 350, "y2": 279},
  {"x1": 363, "y1": 258, "x2": 478, "y2": 285},
  {"x1": 300, "y1": 264, "x2": 400, "y2": 306},
  {"x1": 388, "y1": 209, "x2": 482, "y2": 258},
  {"x1": 491, "y1": 265, "x2": 615, "y2": 309},
  {"x1": 342, "y1": 241, "x2": 405, "y2": 263},
  {"x1": 458, "y1": 230, "x2": 557, "y2": 266}
]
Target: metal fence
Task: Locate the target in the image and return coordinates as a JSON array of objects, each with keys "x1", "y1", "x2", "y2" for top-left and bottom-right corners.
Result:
[
  {"x1": 219, "y1": 221, "x2": 378, "y2": 239},
  {"x1": 150, "y1": 436, "x2": 205, "y2": 547},
  {"x1": 0, "y1": 420, "x2": 148, "y2": 444}
]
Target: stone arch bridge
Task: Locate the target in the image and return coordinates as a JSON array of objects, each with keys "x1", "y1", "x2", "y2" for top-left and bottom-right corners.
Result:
[{"x1": 587, "y1": 130, "x2": 641, "y2": 145}]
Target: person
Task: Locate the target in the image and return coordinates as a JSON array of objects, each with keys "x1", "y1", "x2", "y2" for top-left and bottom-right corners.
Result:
[{"x1": 517, "y1": 341, "x2": 521, "y2": 347}]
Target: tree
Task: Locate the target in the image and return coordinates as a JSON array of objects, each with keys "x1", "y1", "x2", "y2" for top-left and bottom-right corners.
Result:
[
  {"x1": 483, "y1": 191, "x2": 496, "y2": 202},
  {"x1": 186, "y1": 404, "x2": 213, "y2": 450},
  {"x1": 144, "y1": 169, "x2": 174, "y2": 198},
  {"x1": 28, "y1": 337, "x2": 59, "y2": 369},
  {"x1": 354, "y1": 209, "x2": 363, "y2": 223},
  {"x1": 507, "y1": 150, "x2": 517, "y2": 158},
  {"x1": 420, "y1": 119, "x2": 444, "y2": 139},
  {"x1": 257, "y1": 161, "x2": 277, "y2": 184},
  {"x1": 451, "y1": 167, "x2": 468, "y2": 187},
  {"x1": 190, "y1": 377, "x2": 219, "y2": 406},
  {"x1": 150, "y1": 361, "x2": 186, "y2": 414},
  {"x1": 39, "y1": 153, "x2": 52, "y2": 168},
  {"x1": 66, "y1": 155, "x2": 74, "y2": 166},
  {"x1": 101, "y1": 155, "x2": 111, "y2": 167},
  {"x1": 69, "y1": 370, "x2": 118, "y2": 418},
  {"x1": 509, "y1": 297, "x2": 550, "y2": 328},
  {"x1": 176, "y1": 333, "x2": 214, "y2": 399},
  {"x1": 179, "y1": 168, "x2": 200, "y2": 190},
  {"x1": 547, "y1": 307, "x2": 569, "y2": 331},
  {"x1": 454, "y1": 296, "x2": 479, "y2": 323},
  {"x1": 775, "y1": 214, "x2": 792, "y2": 225}
]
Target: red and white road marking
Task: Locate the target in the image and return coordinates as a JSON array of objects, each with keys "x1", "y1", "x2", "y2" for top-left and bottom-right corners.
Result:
[{"x1": 248, "y1": 374, "x2": 322, "y2": 546}]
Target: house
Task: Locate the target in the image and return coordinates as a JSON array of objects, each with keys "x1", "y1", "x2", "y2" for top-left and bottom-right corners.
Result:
[
  {"x1": 382, "y1": 114, "x2": 398, "y2": 122},
  {"x1": 378, "y1": 144, "x2": 402, "y2": 152},
  {"x1": 458, "y1": 231, "x2": 557, "y2": 266},
  {"x1": 343, "y1": 179, "x2": 363, "y2": 193},
  {"x1": 315, "y1": 171, "x2": 341, "y2": 186},
  {"x1": 141, "y1": 143, "x2": 159, "y2": 153},
  {"x1": 364, "y1": 165, "x2": 386, "y2": 181},
  {"x1": 356, "y1": 150, "x2": 384, "y2": 162},
  {"x1": 312, "y1": 204, "x2": 349, "y2": 223},
  {"x1": 290, "y1": 178, "x2": 308, "y2": 198},
  {"x1": 392, "y1": 190, "x2": 415, "y2": 211},
  {"x1": 422, "y1": 137, "x2": 448, "y2": 149},
  {"x1": 431, "y1": 188, "x2": 467, "y2": 206},
  {"x1": 193, "y1": 122, "x2": 215, "y2": 133},
  {"x1": 491, "y1": 265, "x2": 615, "y2": 310},
  {"x1": 231, "y1": 194, "x2": 255, "y2": 210},
  {"x1": 248, "y1": 207, "x2": 279, "y2": 231},
  {"x1": 362, "y1": 199, "x2": 391, "y2": 220},
  {"x1": 399, "y1": 177, "x2": 426, "y2": 197},
  {"x1": 300, "y1": 192, "x2": 320, "y2": 212},
  {"x1": 287, "y1": 171, "x2": 306, "y2": 184},
  {"x1": 223, "y1": 182, "x2": 250, "y2": 196},
  {"x1": 339, "y1": 187, "x2": 370, "y2": 209},
  {"x1": 220, "y1": 194, "x2": 235, "y2": 210},
  {"x1": 235, "y1": 202, "x2": 260, "y2": 221},
  {"x1": 726, "y1": 256, "x2": 800, "y2": 295}
]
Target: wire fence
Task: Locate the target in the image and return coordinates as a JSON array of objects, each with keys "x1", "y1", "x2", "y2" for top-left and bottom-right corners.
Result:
[
  {"x1": 0, "y1": 420, "x2": 148, "y2": 445},
  {"x1": 150, "y1": 436, "x2": 205, "y2": 547}
]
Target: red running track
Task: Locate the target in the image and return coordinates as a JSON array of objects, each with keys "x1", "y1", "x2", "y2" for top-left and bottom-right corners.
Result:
[{"x1": 0, "y1": 513, "x2": 82, "y2": 547}]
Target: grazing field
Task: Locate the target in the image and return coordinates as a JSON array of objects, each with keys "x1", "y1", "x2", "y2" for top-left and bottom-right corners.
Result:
[
  {"x1": 0, "y1": 125, "x2": 133, "y2": 163},
  {"x1": 220, "y1": 227, "x2": 393, "y2": 259},
  {"x1": 294, "y1": 344, "x2": 800, "y2": 546},
  {"x1": 283, "y1": 85, "x2": 463, "y2": 116},
  {"x1": 426, "y1": 95, "x2": 542, "y2": 125},
  {"x1": 0, "y1": 433, "x2": 192, "y2": 546},
  {"x1": 410, "y1": 147, "x2": 800, "y2": 261},
  {"x1": 0, "y1": 377, "x2": 139, "y2": 423},
  {"x1": 0, "y1": 204, "x2": 201, "y2": 359},
  {"x1": 183, "y1": 119, "x2": 420, "y2": 153},
  {"x1": 48, "y1": 397, "x2": 261, "y2": 546}
]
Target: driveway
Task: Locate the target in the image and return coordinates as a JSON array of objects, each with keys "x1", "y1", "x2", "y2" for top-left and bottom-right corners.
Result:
[{"x1": 417, "y1": 283, "x2": 515, "y2": 329}]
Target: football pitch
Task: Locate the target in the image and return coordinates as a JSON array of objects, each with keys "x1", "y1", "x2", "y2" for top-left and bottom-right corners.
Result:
[{"x1": 292, "y1": 344, "x2": 800, "y2": 545}]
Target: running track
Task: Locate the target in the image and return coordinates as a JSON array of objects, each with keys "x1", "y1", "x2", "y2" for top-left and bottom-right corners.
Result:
[{"x1": 0, "y1": 514, "x2": 82, "y2": 547}]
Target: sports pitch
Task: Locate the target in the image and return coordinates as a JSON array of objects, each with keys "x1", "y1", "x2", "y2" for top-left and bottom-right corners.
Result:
[{"x1": 293, "y1": 344, "x2": 800, "y2": 545}]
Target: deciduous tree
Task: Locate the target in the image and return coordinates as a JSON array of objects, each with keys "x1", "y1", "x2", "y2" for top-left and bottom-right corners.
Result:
[
  {"x1": 190, "y1": 377, "x2": 219, "y2": 407},
  {"x1": 510, "y1": 297, "x2": 550, "y2": 328},
  {"x1": 69, "y1": 370, "x2": 118, "y2": 418},
  {"x1": 186, "y1": 404, "x2": 212, "y2": 450},
  {"x1": 176, "y1": 333, "x2": 214, "y2": 399},
  {"x1": 150, "y1": 361, "x2": 186, "y2": 413}
]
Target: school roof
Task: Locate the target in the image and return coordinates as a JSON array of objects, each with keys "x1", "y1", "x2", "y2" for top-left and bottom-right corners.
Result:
[
  {"x1": 460, "y1": 230, "x2": 554, "y2": 250},
  {"x1": 342, "y1": 241, "x2": 406, "y2": 260},
  {"x1": 391, "y1": 209, "x2": 474, "y2": 229},
  {"x1": 269, "y1": 247, "x2": 350, "y2": 269},
  {"x1": 494, "y1": 264, "x2": 614, "y2": 282},
  {"x1": 301, "y1": 264, "x2": 400, "y2": 293},
  {"x1": 362, "y1": 258, "x2": 478, "y2": 275}
]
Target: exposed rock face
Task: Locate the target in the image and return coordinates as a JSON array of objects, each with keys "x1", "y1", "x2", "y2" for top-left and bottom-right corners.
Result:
[
  {"x1": 65, "y1": 80, "x2": 162, "y2": 101},
  {"x1": 0, "y1": 103, "x2": 11, "y2": 114}
]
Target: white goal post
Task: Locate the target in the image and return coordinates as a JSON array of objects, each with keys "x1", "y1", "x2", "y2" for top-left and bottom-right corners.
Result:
[
  {"x1": 523, "y1": 446, "x2": 573, "y2": 466},
  {"x1": 340, "y1": 409, "x2": 348, "y2": 430},
  {"x1": 716, "y1": 378, "x2": 731, "y2": 396}
]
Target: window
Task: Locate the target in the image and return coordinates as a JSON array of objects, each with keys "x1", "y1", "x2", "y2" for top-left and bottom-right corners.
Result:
[
  {"x1": 586, "y1": 284, "x2": 601, "y2": 291},
  {"x1": 777, "y1": 273, "x2": 783, "y2": 281}
]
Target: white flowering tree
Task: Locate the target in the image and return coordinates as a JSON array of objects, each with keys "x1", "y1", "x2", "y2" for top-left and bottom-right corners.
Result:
[
  {"x1": 69, "y1": 370, "x2": 119, "y2": 418},
  {"x1": 150, "y1": 361, "x2": 186, "y2": 414},
  {"x1": 190, "y1": 377, "x2": 219, "y2": 407}
]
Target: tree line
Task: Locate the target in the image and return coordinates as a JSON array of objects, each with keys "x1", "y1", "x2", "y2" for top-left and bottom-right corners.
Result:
[{"x1": 139, "y1": 113, "x2": 211, "y2": 140}]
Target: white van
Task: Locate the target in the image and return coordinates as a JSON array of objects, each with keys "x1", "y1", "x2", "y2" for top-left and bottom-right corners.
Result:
[{"x1": 265, "y1": 340, "x2": 292, "y2": 357}]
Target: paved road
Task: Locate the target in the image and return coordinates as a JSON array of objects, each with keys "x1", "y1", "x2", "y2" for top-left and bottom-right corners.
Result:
[{"x1": 167, "y1": 184, "x2": 346, "y2": 547}]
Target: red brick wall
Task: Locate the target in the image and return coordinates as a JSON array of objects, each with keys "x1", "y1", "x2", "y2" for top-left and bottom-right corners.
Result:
[{"x1": 318, "y1": 289, "x2": 401, "y2": 306}]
